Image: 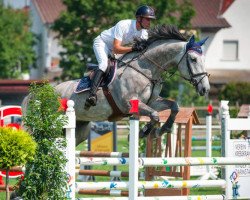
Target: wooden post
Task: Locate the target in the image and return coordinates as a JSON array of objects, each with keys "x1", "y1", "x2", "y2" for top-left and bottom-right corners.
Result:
[{"x1": 141, "y1": 108, "x2": 199, "y2": 197}]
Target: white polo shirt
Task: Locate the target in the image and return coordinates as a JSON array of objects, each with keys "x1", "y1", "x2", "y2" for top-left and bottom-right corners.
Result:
[{"x1": 100, "y1": 19, "x2": 148, "y2": 51}]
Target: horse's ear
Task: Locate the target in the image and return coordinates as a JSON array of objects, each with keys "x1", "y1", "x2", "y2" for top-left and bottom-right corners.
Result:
[
  {"x1": 197, "y1": 37, "x2": 209, "y2": 46},
  {"x1": 186, "y1": 35, "x2": 195, "y2": 51}
]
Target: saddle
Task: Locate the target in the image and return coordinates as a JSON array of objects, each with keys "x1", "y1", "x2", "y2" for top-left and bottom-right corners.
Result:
[
  {"x1": 74, "y1": 61, "x2": 117, "y2": 94},
  {"x1": 74, "y1": 60, "x2": 129, "y2": 121}
]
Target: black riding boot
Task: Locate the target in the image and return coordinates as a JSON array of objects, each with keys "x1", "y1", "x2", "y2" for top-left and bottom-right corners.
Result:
[{"x1": 84, "y1": 69, "x2": 104, "y2": 109}]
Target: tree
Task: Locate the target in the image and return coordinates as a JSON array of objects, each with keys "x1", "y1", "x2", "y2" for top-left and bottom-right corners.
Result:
[
  {"x1": 0, "y1": 127, "x2": 36, "y2": 200},
  {"x1": 0, "y1": 5, "x2": 35, "y2": 79},
  {"x1": 219, "y1": 82, "x2": 250, "y2": 105},
  {"x1": 53, "y1": 0, "x2": 195, "y2": 80},
  {"x1": 18, "y1": 82, "x2": 68, "y2": 199}
]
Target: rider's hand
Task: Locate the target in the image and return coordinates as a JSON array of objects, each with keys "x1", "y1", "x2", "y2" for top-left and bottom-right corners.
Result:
[{"x1": 132, "y1": 41, "x2": 147, "y2": 52}]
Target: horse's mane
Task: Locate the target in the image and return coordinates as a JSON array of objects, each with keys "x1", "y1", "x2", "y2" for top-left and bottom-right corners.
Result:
[
  {"x1": 148, "y1": 24, "x2": 187, "y2": 42},
  {"x1": 134, "y1": 24, "x2": 187, "y2": 47}
]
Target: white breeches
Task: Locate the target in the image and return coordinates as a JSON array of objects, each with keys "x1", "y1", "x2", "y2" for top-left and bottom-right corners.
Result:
[{"x1": 93, "y1": 36, "x2": 111, "y2": 72}]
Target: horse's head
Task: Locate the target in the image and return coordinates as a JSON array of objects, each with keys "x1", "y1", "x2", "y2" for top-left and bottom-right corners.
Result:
[{"x1": 177, "y1": 35, "x2": 210, "y2": 96}]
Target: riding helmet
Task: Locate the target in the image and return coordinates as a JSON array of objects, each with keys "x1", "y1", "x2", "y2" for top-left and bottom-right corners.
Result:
[{"x1": 135, "y1": 5, "x2": 156, "y2": 19}]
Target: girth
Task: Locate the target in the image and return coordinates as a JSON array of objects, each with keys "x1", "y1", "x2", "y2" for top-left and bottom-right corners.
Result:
[{"x1": 102, "y1": 87, "x2": 130, "y2": 121}]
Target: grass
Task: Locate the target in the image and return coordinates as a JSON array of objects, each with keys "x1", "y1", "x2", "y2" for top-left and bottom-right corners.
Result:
[{"x1": 0, "y1": 178, "x2": 19, "y2": 200}]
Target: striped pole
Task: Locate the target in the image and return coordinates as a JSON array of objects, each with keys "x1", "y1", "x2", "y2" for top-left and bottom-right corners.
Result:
[
  {"x1": 0, "y1": 185, "x2": 14, "y2": 191},
  {"x1": 76, "y1": 157, "x2": 250, "y2": 166},
  {"x1": 75, "y1": 179, "x2": 226, "y2": 190},
  {"x1": 78, "y1": 190, "x2": 131, "y2": 196},
  {"x1": 76, "y1": 151, "x2": 129, "y2": 158},
  {"x1": 78, "y1": 195, "x2": 226, "y2": 200},
  {"x1": 75, "y1": 169, "x2": 129, "y2": 177}
]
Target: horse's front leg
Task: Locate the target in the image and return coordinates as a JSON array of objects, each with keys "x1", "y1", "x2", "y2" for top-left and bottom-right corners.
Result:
[
  {"x1": 136, "y1": 102, "x2": 160, "y2": 138},
  {"x1": 149, "y1": 97, "x2": 179, "y2": 137}
]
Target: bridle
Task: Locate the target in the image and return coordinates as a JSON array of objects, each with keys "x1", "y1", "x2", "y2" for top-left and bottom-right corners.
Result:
[
  {"x1": 174, "y1": 50, "x2": 210, "y2": 87},
  {"x1": 141, "y1": 48, "x2": 210, "y2": 87},
  {"x1": 117, "y1": 43, "x2": 210, "y2": 87}
]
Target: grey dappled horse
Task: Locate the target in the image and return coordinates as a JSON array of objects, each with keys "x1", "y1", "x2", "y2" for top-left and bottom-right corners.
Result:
[{"x1": 55, "y1": 25, "x2": 210, "y2": 146}]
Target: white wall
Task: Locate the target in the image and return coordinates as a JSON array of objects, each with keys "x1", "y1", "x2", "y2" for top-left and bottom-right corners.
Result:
[
  {"x1": 46, "y1": 30, "x2": 64, "y2": 68},
  {"x1": 29, "y1": 0, "x2": 44, "y2": 79},
  {"x1": 204, "y1": 0, "x2": 250, "y2": 70}
]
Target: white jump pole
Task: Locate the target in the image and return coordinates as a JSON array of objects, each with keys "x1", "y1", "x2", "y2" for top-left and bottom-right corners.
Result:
[
  {"x1": 200, "y1": 105, "x2": 217, "y2": 180},
  {"x1": 128, "y1": 99, "x2": 140, "y2": 199},
  {"x1": 64, "y1": 100, "x2": 76, "y2": 199},
  {"x1": 206, "y1": 105, "x2": 212, "y2": 158},
  {"x1": 248, "y1": 106, "x2": 250, "y2": 137}
]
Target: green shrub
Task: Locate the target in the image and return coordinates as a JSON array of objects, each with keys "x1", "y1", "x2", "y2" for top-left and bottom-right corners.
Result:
[
  {"x1": 0, "y1": 127, "x2": 36, "y2": 169},
  {"x1": 219, "y1": 82, "x2": 250, "y2": 105},
  {"x1": 0, "y1": 127, "x2": 36, "y2": 200},
  {"x1": 18, "y1": 82, "x2": 68, "y2": 200}
]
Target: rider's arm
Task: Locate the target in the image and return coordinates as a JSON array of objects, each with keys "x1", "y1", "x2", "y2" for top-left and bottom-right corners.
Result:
[{"x1": 113, "y1": 39, "x2": 132, "y2": 54}]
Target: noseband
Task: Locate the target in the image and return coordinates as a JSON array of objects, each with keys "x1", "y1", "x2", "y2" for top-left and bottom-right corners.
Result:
[{"x1": 177, "y1": 50, "x2": 210, "y2": 87}]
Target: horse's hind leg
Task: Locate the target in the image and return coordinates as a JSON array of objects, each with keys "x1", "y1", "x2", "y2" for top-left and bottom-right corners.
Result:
[
  {"x1": 75, "y1": 121, "x2": 91, "y2": 146},
  {"x1": 137, "y1": 103, "x2": 160, "y2": 138},
  {"x1": 149, "y1": 98, "x2": 179, "y2": 137}
]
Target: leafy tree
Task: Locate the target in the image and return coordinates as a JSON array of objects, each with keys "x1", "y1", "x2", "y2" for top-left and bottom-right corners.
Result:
[
  {"x1": 0, "y1": 4, "x2": 35, "y2": 79},
  {"x1": 219, "y1": 82, "x2": 250, "y2": 106},
  {"x1": 18, "y1": 82, "x2": 68, "y2": 199},
  {"x1": 0, "y1": 127, "x2": 36, "y2": 200},
  {"x1": 53, "y1": 0, "x2": 194, "y2": 80}
]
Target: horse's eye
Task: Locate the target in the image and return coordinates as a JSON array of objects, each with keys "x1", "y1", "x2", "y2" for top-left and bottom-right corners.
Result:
[{"x1": 190, "y1": 57, "x2": 197, "y2": 63}]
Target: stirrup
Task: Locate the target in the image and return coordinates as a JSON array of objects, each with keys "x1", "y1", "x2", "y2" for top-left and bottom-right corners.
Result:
[{"x1": 84, "y1": 95, "x2": 97, "y2": 110}]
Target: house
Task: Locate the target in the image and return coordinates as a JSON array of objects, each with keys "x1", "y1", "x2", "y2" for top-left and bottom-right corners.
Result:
[
  {"x1": 29, "y1": 0, "x2": 66, "y2": 79},
  {"x1": 192, "y1": 0, "x2": 250, "y2": 99}
]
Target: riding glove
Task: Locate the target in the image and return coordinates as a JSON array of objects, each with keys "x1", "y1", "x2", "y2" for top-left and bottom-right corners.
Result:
[{"x1": 132, "y1": 41, "x2": 147, "y2": 52}]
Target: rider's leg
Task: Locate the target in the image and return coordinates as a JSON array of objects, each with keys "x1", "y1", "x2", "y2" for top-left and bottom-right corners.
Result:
[
  {"x1": 85, "y1": 36, "x2": 109, "y2": 109},
  {"x1": 85, "y1": 69, "x2": 105, "y2": 107}
]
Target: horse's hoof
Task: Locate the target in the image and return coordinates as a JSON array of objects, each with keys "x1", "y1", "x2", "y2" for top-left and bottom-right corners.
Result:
[
  {"x1": 84, "y1": 104, "x2": 91, "y2": 110},
  {"x1": 139, "y1": 123, "x2": 154, "y2": 138}
]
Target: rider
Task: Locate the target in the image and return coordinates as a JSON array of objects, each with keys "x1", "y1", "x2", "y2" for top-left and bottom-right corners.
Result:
[{"x1": 84, "y1": 5, "x2": 156, "y2": 109}]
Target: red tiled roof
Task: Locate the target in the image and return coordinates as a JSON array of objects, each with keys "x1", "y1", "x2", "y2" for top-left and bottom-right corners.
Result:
[
  {"x1": 0, "y1": 80, "x2": 44, "y2": 94},
  {"x1": 32, "y1": 0, "x2": 66, "y2": 24},
  {"x1": 237, "y1": 104, "x2": 250, "y2": 118},
  {"x1": 191, "y1": 0, "x2": 230, "y2": 29},
  {"x1": 220, "y1": 0, "x2": 235, "y2": 15}
]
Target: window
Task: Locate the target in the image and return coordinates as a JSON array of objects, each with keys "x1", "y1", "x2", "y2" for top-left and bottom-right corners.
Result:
[{"x1": 222, "y1": 40, "x2": 238, "y2": 61}]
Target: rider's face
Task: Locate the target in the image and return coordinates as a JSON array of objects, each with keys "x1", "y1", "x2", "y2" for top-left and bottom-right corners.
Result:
[{"x1": 140, "y1": 17, "x2": 151, "y2": 29}]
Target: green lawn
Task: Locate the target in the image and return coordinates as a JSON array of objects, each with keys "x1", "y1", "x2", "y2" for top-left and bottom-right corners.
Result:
[{"x1": 0, "y1": 178, "x2": 19, "y2": 200}]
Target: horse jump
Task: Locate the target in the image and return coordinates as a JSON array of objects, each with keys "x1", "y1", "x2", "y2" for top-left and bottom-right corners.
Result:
[{"x1": 64, "y1": 100, "x2": 250, "y2": 200}]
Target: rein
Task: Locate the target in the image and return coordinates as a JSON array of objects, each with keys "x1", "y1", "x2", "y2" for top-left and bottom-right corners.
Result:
[
  {"x1": 116, "y1": 52, "x2": 161, "y2": 84},
  {"x1": 142, "y1": 49, "x2": 210, "y2": 87},
  {"x1": 116, "y1": 42, "x2": 209, "y2": 88}
]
